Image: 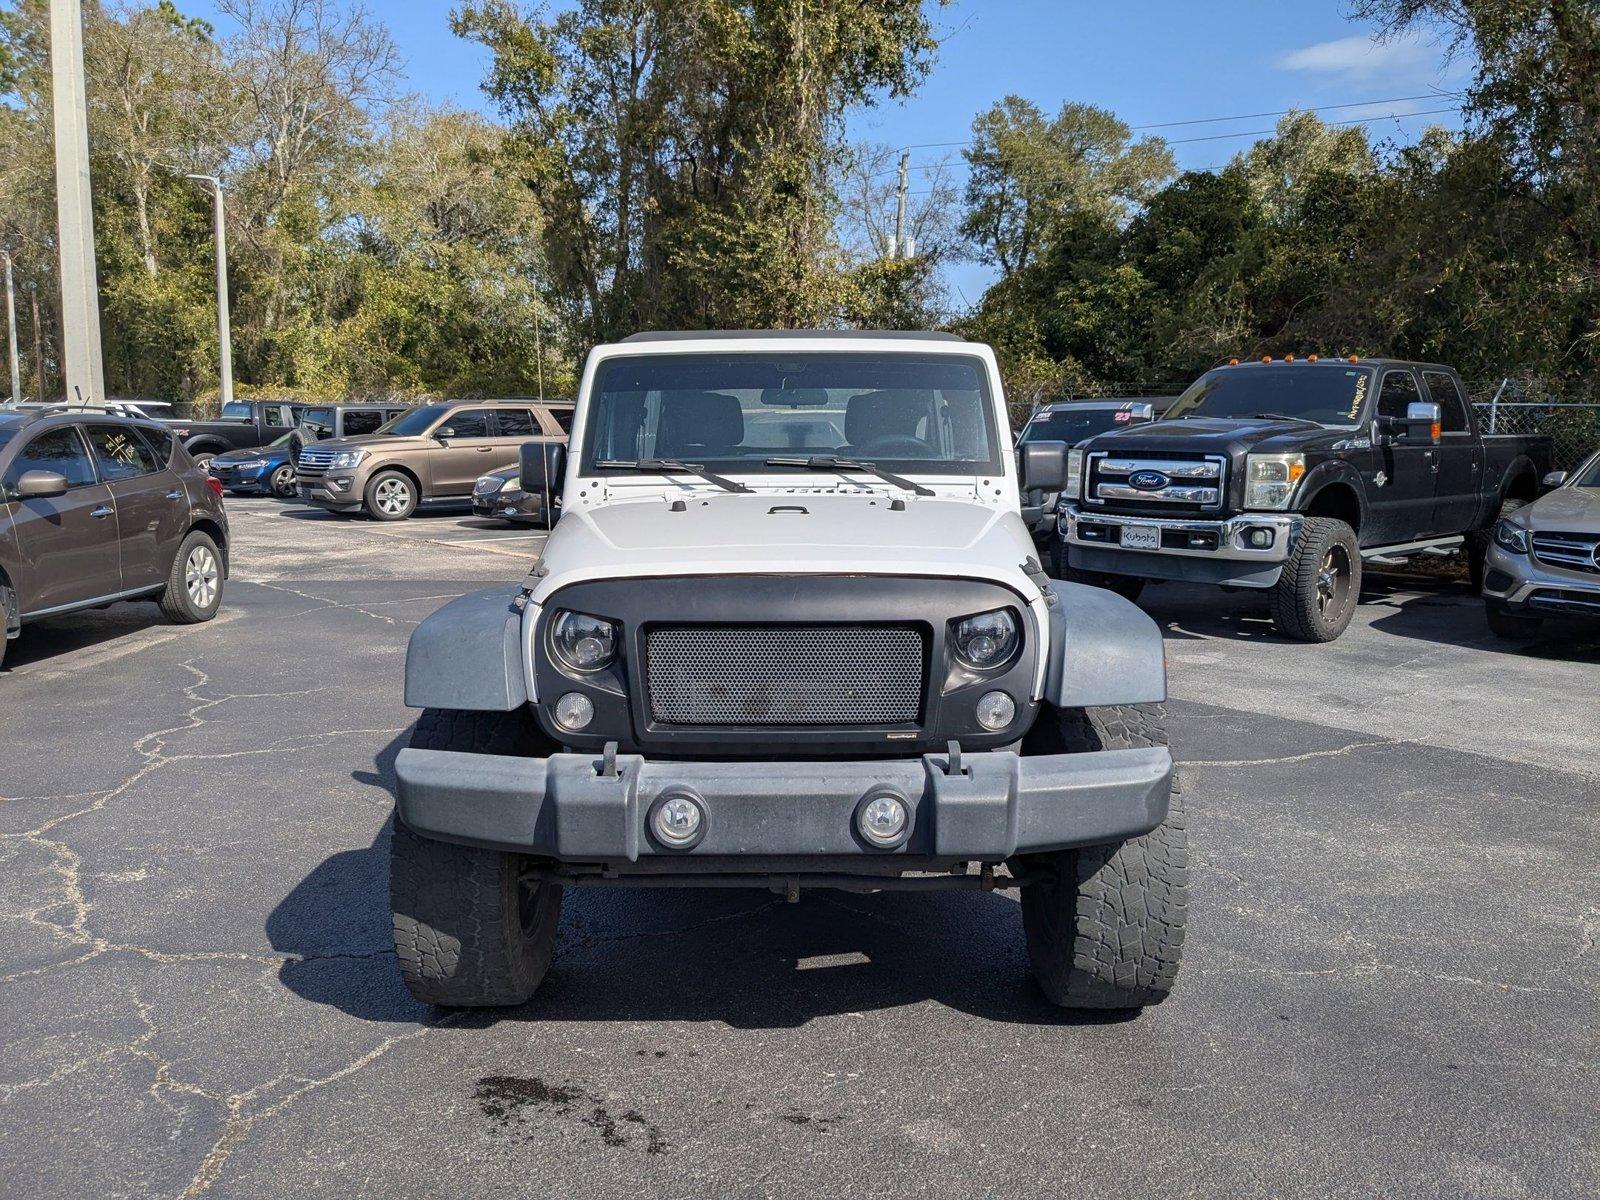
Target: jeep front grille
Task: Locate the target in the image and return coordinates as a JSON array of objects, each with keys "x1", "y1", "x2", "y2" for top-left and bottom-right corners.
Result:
[{"x1": 645, "y1": 625, "x2": 924, "y2": 726}]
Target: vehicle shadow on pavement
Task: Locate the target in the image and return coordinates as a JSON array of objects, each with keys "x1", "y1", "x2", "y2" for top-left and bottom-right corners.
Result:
[
  {"x1": 265, "y1": 735, "x2": 1135, "y2": 1031},
  {"x1": 0, "y1": 603, "x2": 168, "y2": 672}
]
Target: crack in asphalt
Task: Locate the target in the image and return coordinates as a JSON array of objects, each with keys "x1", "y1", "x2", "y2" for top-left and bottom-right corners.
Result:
[
  {"x1": 249, "y1": 580, "x2": 425, "y2": 627},
  {"x1": 1180, "y1": 738, "x2": 1398, "y2": 768}
]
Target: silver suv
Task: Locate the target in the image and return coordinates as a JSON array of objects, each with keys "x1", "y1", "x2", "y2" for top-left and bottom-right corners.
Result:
[{"x1": 1481, "y1": 448, "x2": 1600, "y2": 637}]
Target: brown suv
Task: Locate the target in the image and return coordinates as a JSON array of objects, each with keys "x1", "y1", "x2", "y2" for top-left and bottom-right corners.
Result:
[
  {"x1": 0, "y1": 408, "x2": 229, "y2": 671},
  {"x1": 294, "y1": 400, "x2": 572, "y2": 521}
]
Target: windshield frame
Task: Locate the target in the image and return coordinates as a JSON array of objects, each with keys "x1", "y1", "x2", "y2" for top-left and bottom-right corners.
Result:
[
  {"x1": 1571, "y1": 449, "x2": 1600, "y2": 488},
  {"x1": 577, "y1": 350, "x2": 1005, "y2": 480},
  {"x1": 1165, "y1": 364, "x2": 1376, "y2": 428}
]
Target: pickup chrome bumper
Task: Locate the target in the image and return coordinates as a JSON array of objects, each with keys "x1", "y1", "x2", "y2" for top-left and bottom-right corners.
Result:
[
  {"x1": 393, "y1": 744, "x2": 1173, "y2": 863},
  {"x1": 1059, "y1": 505, "x2": 1301, "y2": 588}
]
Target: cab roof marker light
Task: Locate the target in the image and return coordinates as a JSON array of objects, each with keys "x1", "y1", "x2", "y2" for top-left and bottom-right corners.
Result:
[
  {"x1": 1261, "y1": 355, "x2": 1273, "y2": 363},
  {"x1": 1307, "y1": 354, "x2": 1319, "y2": 362},
  {"x1": 1284, "y1": 354, "x2": 1296, "y2": 362}
]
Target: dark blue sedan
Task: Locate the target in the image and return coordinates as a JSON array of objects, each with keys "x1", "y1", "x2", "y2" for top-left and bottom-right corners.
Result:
[{"x1": 207, "y1": 432, "x2": 301, "y2": 498}]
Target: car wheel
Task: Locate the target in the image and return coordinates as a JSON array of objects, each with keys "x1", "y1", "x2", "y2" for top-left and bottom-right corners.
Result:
[
  {"x1": 365, "y1": 470, "x2": 418, "y2": 521},
  {"x1": 158, "y1": 531, "x2": 224, "y2": 624},
  {"x1": 1270, "y1": 516, "x2": 1360, "y2": 642},
  {"x1": 1017, "y1": 703, "x2": 1186, "y2": 1009},
  {"x1": 269, "y1": 464, "x2": 297, "y2": 498},
  {"x1": 189, "y1": 451, "x2": 216, "y2": 472},
  {"x1": 390, "y1": 708, "x2": 564, "y2": 1007}
]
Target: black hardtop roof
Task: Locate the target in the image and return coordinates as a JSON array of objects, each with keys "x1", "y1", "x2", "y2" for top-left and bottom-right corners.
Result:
[{"x1": 618, "y1": 329, "x2": 965, "y2": 343}]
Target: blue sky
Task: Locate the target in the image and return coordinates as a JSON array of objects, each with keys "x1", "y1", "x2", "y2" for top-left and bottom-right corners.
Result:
[{"x1": 180, "y1": 0, "x2": 1469, "y2": 301}]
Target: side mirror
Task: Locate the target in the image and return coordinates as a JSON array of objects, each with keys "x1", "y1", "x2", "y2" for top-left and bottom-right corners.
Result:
[
  {"x1": 434, "y1": 426, "x2": 456, "y2": 442},
  {"x1": 14, "y1": 469, "x2": 69, "y2": 500},
  {"x1": 520, "y1": 441, "x2": 567, "y2": 523},
  {"x1": 1541, "y1": 470, "x2": 1568, "y2": 490},
  {"x1": 1019, "y1": 440, "x2": 1069, "y2": 491},
  {"x1": 1375, "y1": 401, "x2": 1441, "y2": 445},
  {"x1": 1130, "y1": 402, "x2": 1155, "y2": 422}
]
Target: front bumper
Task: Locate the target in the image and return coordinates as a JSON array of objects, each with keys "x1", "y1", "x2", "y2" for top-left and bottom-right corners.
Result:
[
  {"x1": 296, "y1": 474, "x2": 361, "y2": 508},
  {"x1": 394, "y1": 744, "x2": 1172, "y2": 864},
  {"x1": 1482, "y1": 541, "x2": 1600, "y2": 618},
  {"x1": 1060, "y1": 505, "x2": 1301, "y2": 588},
  {"x1": 471, "y1": 489, "x2": 544, "y2": 523}
]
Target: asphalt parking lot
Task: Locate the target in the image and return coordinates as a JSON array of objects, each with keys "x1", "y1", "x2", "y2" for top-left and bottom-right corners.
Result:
[{"x1": 2, "y1": 496, "x2": 1596, "y2": 1199}]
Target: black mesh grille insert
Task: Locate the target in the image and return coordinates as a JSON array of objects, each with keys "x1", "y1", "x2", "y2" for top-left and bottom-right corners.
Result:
[{"x1": 645, "y1": 625, "x2": 924, "y2": 726}]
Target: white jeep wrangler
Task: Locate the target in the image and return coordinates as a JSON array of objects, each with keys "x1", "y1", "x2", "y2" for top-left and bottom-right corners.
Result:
[{"x1": 390, "y1": 331, "x2": 1186, "y2": 1010}]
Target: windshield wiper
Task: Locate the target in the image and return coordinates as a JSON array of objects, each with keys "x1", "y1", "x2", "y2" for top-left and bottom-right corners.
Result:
[
  {"x1": 596, "y1": 458, "x2": 751, "y2": 494},
  {"x1": 765, "y1": 455, "x2": 936, "y2": 497},
  {"x1": 1251, "y1": 412, "x2": 1321, "y2": 425}
]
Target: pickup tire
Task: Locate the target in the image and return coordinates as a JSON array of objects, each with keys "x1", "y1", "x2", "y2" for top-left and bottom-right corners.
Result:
[
  {"x1": 1270, "y1": 516, "x2": 1360, "y2": 642},
  {"x1": 157, "y1": 531, "x2": 225, "y2": 624},
  {"x1": 390, "y1": 708, "x2": 563, "y2": 1007},
  {"x1": 1018, "y1": 704, "x2": 1187, "y2": 1010},
  {"x1": 1053, "y1": 542, "x2": 1146, "y2": 602},
  {"x1": 364, "y1": 469, "x2": 418, "y2": 521}
]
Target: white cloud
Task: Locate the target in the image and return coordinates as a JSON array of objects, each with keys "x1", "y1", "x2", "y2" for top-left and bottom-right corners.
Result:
[{"x1": 1276, "y1": 32, "x2": 1438, "y2": 83}]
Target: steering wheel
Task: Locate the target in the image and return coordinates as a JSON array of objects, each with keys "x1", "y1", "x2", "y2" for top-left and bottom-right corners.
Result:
[{"x1": 853, "y1": 434, "x2": 934, "y2": 458}]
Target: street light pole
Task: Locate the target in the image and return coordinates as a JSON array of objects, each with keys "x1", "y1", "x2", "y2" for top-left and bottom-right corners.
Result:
[
  {"x1": 0, "y1": 252, "x2": 19, "y2": 405},
  {"x1": 186, "y1": 174, "x2": 234, "y2": 409},
  {"x1": 49, "y1": 0, "x2": 106, "y2": 405}
]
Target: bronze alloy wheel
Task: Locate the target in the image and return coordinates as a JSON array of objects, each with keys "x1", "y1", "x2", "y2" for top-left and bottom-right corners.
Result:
[{"x1": 1316, "y1": 542, "x2": 1354, "y2": 626}]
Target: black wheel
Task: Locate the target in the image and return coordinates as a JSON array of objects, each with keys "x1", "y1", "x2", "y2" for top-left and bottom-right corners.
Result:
[
  {"x1": 158, "y1": 530, "x2": 224, "y2": 624},
  {"x1": 1485, "y1": 603, "x2": 1543, "y2": 640},
  {"x1": 1062, "y1": 560, "x2": 1146, "y2": 603},
  {"x1": 390, "y1": 708, "x2": 563, "y2": 1007},
  {"x1": 1270, "y1": 516, "x2": 1359, "y2": 641},
  {"x1": 269, "y1": 463, "x2": 297, "y2": 498},
  {"x1": 1018, "y1": 704, "x2": 1187, "y2": 1010},
  {"x1": 365, "y1": 469, "x2": 418, "y2": 521}
]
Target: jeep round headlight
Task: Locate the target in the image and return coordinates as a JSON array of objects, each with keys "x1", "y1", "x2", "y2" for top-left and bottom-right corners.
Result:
[
  {"x1": 951, "y1": 609, "x2": 1019, "y2": 670},
  {"x1": 551, "y1": 610, "x2": 619, "y2": 672}
]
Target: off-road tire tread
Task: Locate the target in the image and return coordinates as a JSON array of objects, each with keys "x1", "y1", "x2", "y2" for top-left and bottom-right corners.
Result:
[
  {"x1": 390, "y1": 708, "x2": 562, "y2": 1007},
  {"x1": 1021, "y1": 704, "x2": 1187, "y2": 1009},
  {"x1": 1270, "y1": 515, "x2": 1359, "y2": 642},
  {"x1": 158, "y1": 531, "x2": 222, "y2": 624}
]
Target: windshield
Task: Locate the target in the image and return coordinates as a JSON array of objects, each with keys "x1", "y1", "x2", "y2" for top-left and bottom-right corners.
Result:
[
  {"x1": 582, "y1": 352, "x2": 1001, "y2": 477},
  {"x1": 1166, "y1": 365, "x2": 1374, "y2": 426},
  {"x1": 1574, "y1": 452, "x2": 1600, "y2": 487},
  {"x1": 377, "y1": 406, "x2": 444, "y2": 437},
  {"x1": 1021, "y1": 407, "x2": 1145, "y2": 445},
  {"x1": 220, "y1": 401, "x2": 253, "y2": 420}
]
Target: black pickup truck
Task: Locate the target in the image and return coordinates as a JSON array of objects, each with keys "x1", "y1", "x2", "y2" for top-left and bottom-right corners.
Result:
[
  {"x1": 164, "y1": 398, "x2": 306, "y2": 468},
  {"x1": 1054, "y1": 358, "x2": 1553, "y2": 641}
]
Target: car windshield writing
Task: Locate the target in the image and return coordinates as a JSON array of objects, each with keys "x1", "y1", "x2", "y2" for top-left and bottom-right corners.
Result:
[
  {"x1": 1021, "y1": 409, "x2": 1138, "y2": 444},
  {"x1": 378, "y1": 407, "x2": 444, "y2": 437},
  {"x1": 1165, "y1": 367, "x2": 1374, "y2": 426},
  {"x1": 583, "y1": 353, "x2": 1000, "y2": 476}
]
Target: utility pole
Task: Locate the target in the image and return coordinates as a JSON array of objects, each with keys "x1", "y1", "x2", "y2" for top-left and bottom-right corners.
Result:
[
  {"x1": 892, "y1": 150, "x2": 910, "y2": 260},
  {"x1": 186, "y1": 175, "x2": 235, "y2": 409},
  {"x1": 0, "y1": 251, "x2": 19, "y2": 405},
  {"x1": 50, "y1": 0, "x2": 106, "y2": 406},
  {"x1": 28, "y1": 285, "x2": 45, "y2": 400}
]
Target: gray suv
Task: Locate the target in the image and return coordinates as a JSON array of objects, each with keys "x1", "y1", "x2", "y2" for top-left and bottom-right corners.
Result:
[
  {"x1": 1, "y1": 409, "x2": 228, "y2": 671},
  {"x1": 1481, "y1": 448, "x2": 1600, "y2": 637}
]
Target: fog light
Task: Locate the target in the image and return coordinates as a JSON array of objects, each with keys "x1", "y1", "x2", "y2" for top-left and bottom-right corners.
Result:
[
  {"x1": 554, "y1": 692, "x2": 593, "y2": 731},
  {"x1": 650, "y1": 793, "x2": 705, "y2": 848},
  {"x1": 1246, "y1": 527, "x2": 1273, "y2": 549},
  {"x1": 976, "y1": 690, "x2": 1015, "y2": 731},
  {"x1": 855, "y1": 791, "x2": 910, "y2": 849}
]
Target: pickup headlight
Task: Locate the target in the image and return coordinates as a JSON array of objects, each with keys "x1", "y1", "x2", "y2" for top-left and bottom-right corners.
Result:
[
  {"x1": 1244, "y1": 453, "x2": 1306, "y2": 510},
  {"x1": 551, "y1": 610, "x2": 619, "y2": 672},
  {"x1": 1492, "y1": 518, "x2": 1530, "y2": 554},
  {"x1": 1062, "y1": 448, "x2": 1084, "y2": 501},
  {"x1": 951, "y1": 609, "x2": 1019, "y2": 670},
  {"x1": 326, "y1": 449, "x2": 366, "y2": 470}
]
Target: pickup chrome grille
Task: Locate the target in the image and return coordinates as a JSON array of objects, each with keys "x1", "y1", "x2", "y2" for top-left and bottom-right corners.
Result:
[
  {"x1": 1531, "y1": 531, "x2": 1600, "y2": 575},
  {"x1": 645, "y1": 625, "x2": 924, "y2": 726},
  {"x1": 1086, "y1": 453, "x2": 1226, "y2": 511}
]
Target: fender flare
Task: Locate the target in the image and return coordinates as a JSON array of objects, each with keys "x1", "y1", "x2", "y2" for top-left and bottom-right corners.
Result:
[
  {"x1": 182, "y1": 436, "x2": 232, "y2": 456},
  {"x1": 1041, "y1": 580, "x2": 1167, "y2": 709},
  {"x1": 403, "y1": 585, "x2": 528, "y2": 712},
  {"x1": 1495, "y1": 454, "x2": 1540, "y2": 500},
  {"x1": 1296, "y1": 460, "x2": 1368, "y2": 521}
]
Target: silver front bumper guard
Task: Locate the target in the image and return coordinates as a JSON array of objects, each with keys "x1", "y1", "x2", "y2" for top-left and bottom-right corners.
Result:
[{"x1": 1059, "y1": 505, "x2": 1302, "y2": 563}]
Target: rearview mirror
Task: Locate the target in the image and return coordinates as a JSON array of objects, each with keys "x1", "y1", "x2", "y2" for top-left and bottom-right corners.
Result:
[
  {"x1": 1541, "y1": 470, "x2": 1568, "y2": 489},
  {"x1": 1019, "y1": 440, "x2": 1069, "y2": 491},
  {"x1": 14, "y1": 469, "x2": 69, "y2": 500},
  {"x1": 520, "y1": 441, "x2": 567, "y2": 524}
]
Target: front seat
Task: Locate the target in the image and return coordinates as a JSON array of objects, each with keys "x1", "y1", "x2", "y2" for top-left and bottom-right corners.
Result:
[
  {"x1": 656, "y1": 392, "x2": 744, "y2": 459},
  {"x1": 844, "y1": 391, "x2": 933, "y2": 454}
]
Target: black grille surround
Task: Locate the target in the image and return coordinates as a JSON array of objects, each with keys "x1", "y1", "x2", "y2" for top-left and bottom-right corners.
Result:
[
  {"x1": 530, "y1": 575, "x2": 1040, "y2": 758},
  {"x1": 646, "y1": 624, "x2": 925, "y2": 726}
]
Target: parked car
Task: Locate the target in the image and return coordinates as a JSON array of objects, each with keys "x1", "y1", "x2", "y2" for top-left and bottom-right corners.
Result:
[
  {"x1": 1016, "y1": 399, "x2": 1156, "y2": 543},
  {"x1": 163, "y1": 398, "x2": 306, "y2": 468},
  {"x1": 471, "y1": 463, "x2": 558, "y2": 525},
  {"x1": 1055, "y1": 357, "x2": 1554, "y2": 640},
  {"x1": 295, "y1": 399, "x2": 572, "y2": 521},
  {"x1": 0, "y1": 409, "x2": 228, "y2": 670},
  {"x1": 387, "y1": 330, "x2": 1182, "y2": 1013},
  {"x1": 1480, "y1": 448, "x2": 1600, "y2": 638},
  {"x1": 208, "y1": 403, "x2": 414, "y2": 499}
]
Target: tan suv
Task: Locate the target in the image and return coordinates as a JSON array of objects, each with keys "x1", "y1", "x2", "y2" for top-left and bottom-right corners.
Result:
[{"x1": 294, "y1": 400, "x2": 571, "y2": 521}]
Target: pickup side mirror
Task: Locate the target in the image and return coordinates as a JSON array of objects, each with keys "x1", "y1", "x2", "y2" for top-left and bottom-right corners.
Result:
[
  {"x1": 14, "y1": 469, "x2": 69, "y2": 500},
  {"x1": 1541, "y1": 470, "x2": 1568, "y2": 490},
  {"x1": 1375, "y1": 401, "x2": 1441, "y2": 446},
  {"x1": 1130, "y1": 402, "x2": 1155, "y2": 422},
  {"x1": 520, "y1": 441, "x2": 567, "y2": 522},
  {"x1": 1019, "y1": 440, "x2": 1069, "y2": 492}
]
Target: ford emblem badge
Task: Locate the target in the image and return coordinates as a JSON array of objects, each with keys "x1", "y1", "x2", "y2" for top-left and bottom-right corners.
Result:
[{"x1": 1128, "y1": 469, "x2": 1170, "y2": 491}]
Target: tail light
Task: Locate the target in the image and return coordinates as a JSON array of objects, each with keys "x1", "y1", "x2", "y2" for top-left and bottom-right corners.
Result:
[{"x1": 205, "y1": 476, "x2": 224, "y2": 498}]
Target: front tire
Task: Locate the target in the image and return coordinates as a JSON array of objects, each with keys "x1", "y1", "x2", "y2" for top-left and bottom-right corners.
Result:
[
  {"x1": 1019, "y1": 704, "x2": 1187, "y2": 1010},
  {"x1": 269, "y1": 463, "x2": 297, "y2": 498},
  {"x1": 390, "y1": 708, "x2": 563, "y2": 1007},
  {"x1": 1271, "y1": 516, "x2": 1359, "y2": 642},
  {"x1": 158, "y1": 531, "x2": 224, "y2": 624},
  {"x1": 365, "y1": 470, "x2": 418, "y2": 521}
]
